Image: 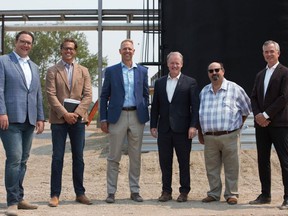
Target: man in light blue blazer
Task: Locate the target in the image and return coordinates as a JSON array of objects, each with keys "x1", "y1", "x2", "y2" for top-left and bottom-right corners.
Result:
[
  {"x1": 100, "y1": 39, "x2": 149, "y2": 203},
  {"x1": 0, "y1": 31, "x2": 45, "y2": 216}
]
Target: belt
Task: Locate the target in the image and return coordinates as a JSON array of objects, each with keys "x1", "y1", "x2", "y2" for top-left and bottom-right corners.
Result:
[
  {"x1": 122, "y1": 106, "x2": 137, "y2": 111},
  {"x1": 205, "y1": 129, "x2": 238, "y2": 136}
]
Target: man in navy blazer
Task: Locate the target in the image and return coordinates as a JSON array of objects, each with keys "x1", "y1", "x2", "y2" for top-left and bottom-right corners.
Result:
[
  {"x1": 250, "y1": 40, "x2": 288, "y2": 210},
  {"x1": 0, "y1": 31, "x2": 45, "y2": 216},
  {"x1": 100, "y1": 39, "x2": 149, "y2": 203},
  {"x1": 150, "y1": 52, "x2": 199, "y2": 202}
]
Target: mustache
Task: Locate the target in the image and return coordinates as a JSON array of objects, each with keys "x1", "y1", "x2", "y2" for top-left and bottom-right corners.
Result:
[{"x1": 212, "y1": 74, "x2": 219, "y2": 81}]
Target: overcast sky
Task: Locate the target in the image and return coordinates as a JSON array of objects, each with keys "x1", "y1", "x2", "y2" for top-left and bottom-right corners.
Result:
[{"x1": 1, "y1": 0, "x2": 159, "y2": 101}]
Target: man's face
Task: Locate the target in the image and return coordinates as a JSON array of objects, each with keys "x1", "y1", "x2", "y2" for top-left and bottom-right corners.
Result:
[
  {"x1": 14, "y1": 33, "x2": 33, "y2": 58},
  {"x1": 119, "y1": 41, "x2": 135, "y2": 62},
  {"x1": 208, "y1": 63, "x2": 224, "y2": 82},
  {"x1": 263, "y1": 43, "x2": 280, "y2": 67},
  {"x1": 61, "y1": 42, "x2": 76, "y2": 63},
  {"x1": 167, "y1": 54, "x2": 183, "y2": 78}
]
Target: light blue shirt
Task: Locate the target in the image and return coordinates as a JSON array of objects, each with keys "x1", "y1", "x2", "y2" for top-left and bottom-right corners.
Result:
[
  {"x1": 122, "y1": 62, "x2": 137, "y2": 107},
  {"x1": 62, "y1": 60, "x2": 74, "y2": 89}
]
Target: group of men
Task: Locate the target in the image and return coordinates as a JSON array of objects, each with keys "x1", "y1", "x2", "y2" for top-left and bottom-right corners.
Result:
[
  {"x1": 0, "y1": 31, "x2": 287, "y2": 216},
  {"x1": 0, "y1": 31, "x2": 92, "y2": 216},
  {"x1": 100, "y1": 39, "x2": 288, "y2": 212}
]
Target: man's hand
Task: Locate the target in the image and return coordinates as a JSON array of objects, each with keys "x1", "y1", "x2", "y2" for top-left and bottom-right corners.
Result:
[
  {"x1": 35, "y1": 121, "x2": 44, "y2": 134},
  {"x1": 150, "y1": 128, "x2": 158, "y2": 138},
  {"x1": 0, "y1": 114, "x2": 9, "y2": 130},
  {"x1": 63, "y1": 112, "x2": 79, "y2": 125},
  {"x1": 255, "y1": 113, "x2": 271, "y2": 127},
  {"x1": 188, "y1": 127, "x2": 197, "y2": 139},
  {"x1": 101, "y1": 121, "x2": 109, "y2": 133}
]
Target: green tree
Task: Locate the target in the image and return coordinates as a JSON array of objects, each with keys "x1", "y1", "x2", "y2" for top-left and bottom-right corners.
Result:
[{"x1": 3, "y1": 31, "x2": 107, "y2": 118}]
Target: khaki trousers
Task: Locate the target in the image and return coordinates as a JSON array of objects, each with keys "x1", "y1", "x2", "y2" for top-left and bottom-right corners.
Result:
[
  {"x1": 203, "y1": 129, "x2": 240, "y2": 200},
  {"x1": 107, "y1": 110, "x2": 145, "y2": 194}
]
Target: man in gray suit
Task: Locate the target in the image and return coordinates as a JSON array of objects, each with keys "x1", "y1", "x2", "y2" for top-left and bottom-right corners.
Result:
[{"x1": 0, "y1": 31, "x2": 45, "y2": 216}]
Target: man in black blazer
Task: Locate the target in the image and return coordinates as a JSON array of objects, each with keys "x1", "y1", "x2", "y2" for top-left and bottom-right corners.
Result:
[
  {"x1": 250, "y1": 40, "x2": 288, "y2": 210},
  {"x1": 150, "y1": 52, "x2": 199, "y2": 202}
]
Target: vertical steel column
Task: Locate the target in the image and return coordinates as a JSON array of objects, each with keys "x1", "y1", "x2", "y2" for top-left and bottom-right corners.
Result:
[
  {"x1": 127, "y1": 14, "x2": 132, "y2": 39},
  {"x1": 97, "y1": 0, "x2": 103, "y2": 127}
]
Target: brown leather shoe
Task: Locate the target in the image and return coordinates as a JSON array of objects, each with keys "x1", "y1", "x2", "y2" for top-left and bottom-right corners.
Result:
[
  {"x1": 76, "y1": 195, "x2": 92, "y2": 205},
  {"x1": 177, "y1": 193, "x2": 188, "y2": 202},
  {"x1": 158, "y1": 191, "x2": 172, "y2": 202},
  {"x1": 6, "y1": 205, "x2": 18, "y2": 216},
  {"x1": 48, "y1": 196, "x2": 59, "y2": 207},
  {"x1": 18, "y1": 200, "x2": 38, "y2": 209},
  {"x1": 227, "y1": 197, "x2": 238, "y2": 205},
  {"x1": 202, "y1": 196, "x2": 217, "y2": 203}
]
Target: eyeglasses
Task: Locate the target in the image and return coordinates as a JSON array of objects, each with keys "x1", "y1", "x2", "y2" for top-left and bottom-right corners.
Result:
[
  {"x1": 208, "y1": 68, "x2": 222, "y2": 73},
  {"x1": 19, "y1": 39, "x2": 32, "y2": 46},
  {"x1": 62, "y1": 47, "x2": 75, "y2": 51}
]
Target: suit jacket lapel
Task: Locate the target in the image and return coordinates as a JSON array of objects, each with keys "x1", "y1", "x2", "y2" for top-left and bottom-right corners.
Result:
[
  {"x1": 56, "y1": 62, "x2": 70, "y2": 90},
  {"x1": 28, "y1": 60, "x2": 38, "y2": 90},
  {"x1": 116, "y1": 63, "x2": 124, "y2": 90},
  {"x1": 71, "y1": 63, "x2": 81, "y2": 90},
  {"x1": 133, "y1": 65, "x2": 140, "y2": 91},
  {"x1": 266, "y1": 64, "x2": 280, "y2": 95},
  {"x1": 258, "y1": 69, "x2": 266, "y2": 102},
  {"x1": 9, "y1": 53, "x2": 28, "y2": 89}
]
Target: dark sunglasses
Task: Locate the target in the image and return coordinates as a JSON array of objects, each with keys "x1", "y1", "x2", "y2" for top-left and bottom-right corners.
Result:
[{"x1": 208, "y1": 68, "x2": 222, "y2": 73}]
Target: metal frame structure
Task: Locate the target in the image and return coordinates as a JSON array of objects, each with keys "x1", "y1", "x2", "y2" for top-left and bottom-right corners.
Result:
[{"x1": 0, "y1": 4, "x2": 160, "y2": 101}]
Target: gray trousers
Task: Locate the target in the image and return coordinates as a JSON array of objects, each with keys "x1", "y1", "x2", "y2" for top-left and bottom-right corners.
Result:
[
  {"x1": 203, "y1": 129, "x2": 240, "y2": 200},
  {"x1": 107, "y1": 110, "x2": 145, "y2": 194}
]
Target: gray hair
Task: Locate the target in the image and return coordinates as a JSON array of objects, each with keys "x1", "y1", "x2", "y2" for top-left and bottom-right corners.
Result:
[
  {"x1": 167, "y1": 51, "x2": 183, "y2": 63},
  {"x1": 262, "y1": 40, "x2": 280, "y2": 52}
]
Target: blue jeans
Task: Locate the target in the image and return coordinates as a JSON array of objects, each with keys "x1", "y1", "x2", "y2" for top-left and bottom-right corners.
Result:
[
  {"x1": 0, "y1": 122, "x2": 35, "y2": 206},
  {"x1": 50, "y1": 122, "x2": 86, "y2": 197}
]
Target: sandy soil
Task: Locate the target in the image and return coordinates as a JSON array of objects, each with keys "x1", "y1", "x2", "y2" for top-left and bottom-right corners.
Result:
[{"x1": 0, "y1": 123, "x2": 287, "y2": 216}]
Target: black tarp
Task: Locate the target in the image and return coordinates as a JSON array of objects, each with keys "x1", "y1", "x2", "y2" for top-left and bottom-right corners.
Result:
[{"x1": 161, "y1": 0, "x2": 288, "y2": 94}]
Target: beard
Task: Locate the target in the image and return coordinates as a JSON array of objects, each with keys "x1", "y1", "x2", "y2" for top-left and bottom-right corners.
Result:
[{"x1": 212, "y1": 74, "x2": 219, "y2": 81}]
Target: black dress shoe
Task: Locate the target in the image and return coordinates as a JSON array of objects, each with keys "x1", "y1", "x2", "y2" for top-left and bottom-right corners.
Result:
[
  {"x1": 105, "y1": 194, "x2": 115, "y2": 203},
  {"x1": 249, "y1": 194, "x2": 271, "y2": 204},
  {"x1": 279, "y1": 199, "x2": 288, "y2": 210},
  {"x1": 130, "y1": 193, "x2": 143, "y2": 202}
]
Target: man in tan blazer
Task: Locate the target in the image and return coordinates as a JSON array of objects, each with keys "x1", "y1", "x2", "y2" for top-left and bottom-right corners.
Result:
[{"x1": 46, "y1": 38, "x2": 92, "y2": 207}]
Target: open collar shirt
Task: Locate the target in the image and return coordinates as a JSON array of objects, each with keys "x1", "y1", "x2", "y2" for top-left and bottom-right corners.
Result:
[
  {"x1": 62, "y1": 60, "x2": 74, "y2": 90},
  {"x1": 14, "y1": 51, "x2": 32, "y2": 89},
  {"x1": 199, "y1": 78, "x2": 252, "y2": 133},
  {"x1": 166, "y1": 72, "x2": 180, "y2": 103},
  {"x1": 122, "y1": 62, "x2": 137, "y2": 107}
]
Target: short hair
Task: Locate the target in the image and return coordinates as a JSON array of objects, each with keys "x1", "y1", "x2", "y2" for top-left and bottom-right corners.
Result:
[
  {"x1": 262, "y1": 40, "x2": 280, "y2": 52},
  {"x1": 15, "y1": 31, "x2": 34, "y2": 43},
  {"x1": 166, "y1": 51, "x2": 183, "y2": 63},
  {"x1": 120, "y1": 39, "x2": 134, "y2": 49},
  {"x1": 60, "y1": 38, "x2": 78, "y2": 50},
  {"x1": 208, "y1": 62, "x2": 225, "y2": 72}
]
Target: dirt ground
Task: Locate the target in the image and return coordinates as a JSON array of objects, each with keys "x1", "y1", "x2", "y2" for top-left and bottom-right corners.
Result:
[{"x1": 0, "y1": 123, "x2": 287, "y2": 216}]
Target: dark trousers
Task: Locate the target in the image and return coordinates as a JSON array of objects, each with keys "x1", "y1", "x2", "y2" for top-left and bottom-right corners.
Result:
[
  {"x1": 157, "y1": 129, "x2": 192, "y2": 194},
  {"x1": 255, "y1": 126, "x2": 288, "y2": 199},
  {"x1": 50, "y1": 122, "x2": 86, "y2": 197}
]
